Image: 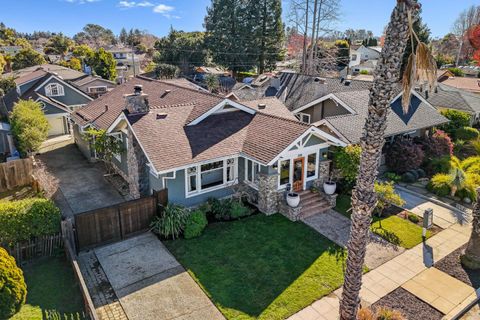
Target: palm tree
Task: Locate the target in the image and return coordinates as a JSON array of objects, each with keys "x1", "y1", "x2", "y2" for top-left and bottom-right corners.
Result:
[
  {"x1": 339, "y1": 1, "x2": 428, "y2": 319},
  {"x1": 461, "y1": 187, "x2": 480, "y2": 269}
]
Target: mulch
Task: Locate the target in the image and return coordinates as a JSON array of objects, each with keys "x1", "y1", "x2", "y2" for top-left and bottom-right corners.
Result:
[
  {"x1": 434, "y1": 244, "x2": 480, "y2": 288},
  {"x1": 371, "y1": 287, "x2": 444, "y2": 320}
]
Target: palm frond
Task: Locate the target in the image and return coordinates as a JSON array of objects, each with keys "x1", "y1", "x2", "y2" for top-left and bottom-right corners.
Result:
[{"x1": 402, "y1": 53, "x2": 416, "y2": 113}]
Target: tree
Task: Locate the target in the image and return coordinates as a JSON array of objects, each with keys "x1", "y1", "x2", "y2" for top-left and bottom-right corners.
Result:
[
  {"x1": 374, "y1": 181, "x2": 406, "y2": 217},
  {"x1": 0, "y1": 77, "x2": 16, "y2": 96},
  {"x1": 83, "y1": 128, "x2": 123, "y2": 174},
  {"x1": 89, "y1": 48, "x2": 117, "y2": 81},
  {"x1": 44, "y1": 33, "x2": 74, "y2": 60},
  {"x1": 333, "y1": 145, "x2": 361, "y2": 189},
  {"x1": 452, "y1": 5, "x2": 480, "y2": 65},
  {"x1": 73, "y1": 24, "x2": 116, "y2": 49},
  {"x1": 10, "y1": 100, "x2": 49, "y2": 155},
  {"x1": 335, "y1": 39, "x2": 350, "y2": 67},
  {"x1": 205, "y1": 74, "x2": 219, "y2": 92},
  {"x1": 12, "y1": 48, "x2": 46, "y2": 70},
  {"x1": 153, "y1": 63, "x2": 180, "y2": 79},
  {"x1": 119, "y1": 27, "x2": 128, "y2": 44},
  {"x1": 0, "y1": 248, "x2": 27, "y2": 319},
  {"x1": 60, "y1": 57, "x2": 82, "y2": 71},
  {"x1": 461, "y1": 187, "x2": 480, "y2": 269},
  {"x1": 154, "y1": 29, "x2": 208, "y2": 73},
  {"x1": 339, "y1": 1, "x2": 433, "y2": 318},
  {"x1": 0, "y1": 53, "x2": 5, "y2": 74}
]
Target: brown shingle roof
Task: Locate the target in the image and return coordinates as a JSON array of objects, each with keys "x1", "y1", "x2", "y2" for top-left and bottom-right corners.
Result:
[{"x1": 240, "y1": 97, "x2": 298, "y2": 121}]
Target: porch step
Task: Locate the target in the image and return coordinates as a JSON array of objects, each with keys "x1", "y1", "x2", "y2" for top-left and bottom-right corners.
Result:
[{"x1": 297, "y1": 191, "x2": 332, "y2": 220}]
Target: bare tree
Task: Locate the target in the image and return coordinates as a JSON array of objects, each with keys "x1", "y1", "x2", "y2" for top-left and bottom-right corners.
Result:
[{"x1": 452, "y1": 5, "x2": 480, "y2": 65}]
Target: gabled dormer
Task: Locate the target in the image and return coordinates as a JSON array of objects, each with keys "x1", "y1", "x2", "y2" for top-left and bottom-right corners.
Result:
[{"x1": 187, "y1": 99, "x2": 256, "y2": 126}]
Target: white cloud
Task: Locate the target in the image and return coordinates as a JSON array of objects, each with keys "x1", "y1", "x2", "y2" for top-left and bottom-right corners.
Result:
[
  {"x1": 118, "y1": 0, "x2": 153, "y2": 8},
  {"x1": 153, "y1": 4, "x2": 174, "y2": 14},
  {"x1": 65, "y1": 0, "x2": 100, "y2": 4}
]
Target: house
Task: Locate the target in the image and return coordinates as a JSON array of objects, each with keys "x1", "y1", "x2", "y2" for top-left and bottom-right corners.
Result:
[
  {"x1": 437, "y1": 75, "x2": 480, "y2": 94},
  {"x1": 70, "y1": 75, "x2": 116, "y2": 98},
  {"x1": 417, "y1": 83, "x2": 480, "y2": 125},
  {"x1": 0, "y1": 46, "x2": 22, "y2": 56},
  {"x1": 106, "y1": 46, "x2": 141, "y2": 83},
  {"x1": 71, "y1": 77, "x2": 345, "y2": 218},
  {"x1": 1, "y1": 69, "x2": 94, "y2": 136},
  {"x1": 349, "y1": 45, "x2": 382, "y2": 71}
]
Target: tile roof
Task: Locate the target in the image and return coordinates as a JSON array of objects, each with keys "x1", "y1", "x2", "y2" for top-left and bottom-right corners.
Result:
[
  {"x1": 324, "y1": 90, "x2": 449, "y2": 144},
  {"x1": 417, "y1": 83, "x2": 480, "y2": 114}
]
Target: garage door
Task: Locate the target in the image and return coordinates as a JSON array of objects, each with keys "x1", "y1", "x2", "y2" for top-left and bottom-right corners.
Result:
[{"x1": 48, "y1": 117, "x2": 65, "y2": 136}]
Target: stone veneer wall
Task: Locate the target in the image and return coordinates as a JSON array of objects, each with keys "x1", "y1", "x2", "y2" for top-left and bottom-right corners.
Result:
[
  {"x1": 257, "y1": 173, "x2": 279, "y2": 215},
  {"x1": 126, "y1": 130, "x2": 150, "y2": 199}
]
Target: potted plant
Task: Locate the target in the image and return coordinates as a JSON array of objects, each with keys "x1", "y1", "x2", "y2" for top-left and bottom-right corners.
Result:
[
  {"x1": 323, "y1": 173, "x2": 337, "y2": 195},
  {"x1": 286, "y1": 192, "x2": 300, "y2": 207}
]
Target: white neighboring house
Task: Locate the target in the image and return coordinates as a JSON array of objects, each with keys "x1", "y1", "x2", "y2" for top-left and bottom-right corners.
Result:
[{"x1": 349, "y1": 45, "x2": 382, "y2": 74}]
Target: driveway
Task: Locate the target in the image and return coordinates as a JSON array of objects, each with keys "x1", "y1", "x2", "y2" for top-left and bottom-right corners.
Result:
[
  {"x1": 37, "y1": 143, "x2": 124, "y2": 217},
  {"x1": 92, "y1": 233, "x2": 224, "y2": 320}
]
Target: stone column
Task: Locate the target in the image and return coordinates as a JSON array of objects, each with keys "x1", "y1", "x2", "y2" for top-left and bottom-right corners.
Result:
[
  {"x1": 257, "y1": 173, "x2": 279, "y2": 215},
  {"x1": 313, "y1": 160, "x2": 332, "y2": 188},
  {"x1": 126, "y1": 130, "x2": 149, "y2": 199}
]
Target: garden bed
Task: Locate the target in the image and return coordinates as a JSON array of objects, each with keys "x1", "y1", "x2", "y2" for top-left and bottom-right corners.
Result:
[
  {"x1": 434, "y1": 244, "x2": 480, "y2": 288},
  {"x1": 11, "y1": 254, "x2": 87, "y2": 320},
  {"x1": 371, "y1": 287, "x2": 444, "y2": 320},
  {"x1": 164, "y1": 214, "x2": 347, "y2": 320}
]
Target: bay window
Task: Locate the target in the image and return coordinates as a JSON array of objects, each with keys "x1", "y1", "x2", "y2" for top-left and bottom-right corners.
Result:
[{"x1": 186, "y1": 158, "x2": 237, "y2": 197}]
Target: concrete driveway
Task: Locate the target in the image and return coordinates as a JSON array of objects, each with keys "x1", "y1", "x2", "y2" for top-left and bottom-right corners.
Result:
[
  {"x1": 37, "y1": 143, "x2": 124, "y2": 217},
  {"x1": 93, "y1": 233, "x2": 224, "y2": 320}
]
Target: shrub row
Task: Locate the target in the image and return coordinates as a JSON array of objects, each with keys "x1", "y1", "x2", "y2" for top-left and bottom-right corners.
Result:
[{"x1": 0, "y1": 198, "x2": 61, "y2": 243}]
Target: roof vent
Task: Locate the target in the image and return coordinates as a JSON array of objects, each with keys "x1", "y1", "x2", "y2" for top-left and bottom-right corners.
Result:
[
  {"x1": 344, "y1": 80, "x2": 351, "y2": 86},
  {"x1": 156, "y1": 113, "x2": 168, "y2": 120},
  {"x1": 314, "y1": 77, "x2": 325, "y2": 83},
  {"x1": 161, "y1": 89, "x2": 171, "y2": 98},
  {"x1": 134, "y1": 84, "x2": 143, "y2": 95},
  {"x1": 258, "y1": 103, "x2": 266, "y2": 110}
]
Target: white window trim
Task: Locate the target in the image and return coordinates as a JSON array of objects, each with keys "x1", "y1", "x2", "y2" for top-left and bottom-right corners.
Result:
[
  {"x1": 276, "y1": 149, "x2": 320, "y2": 191},
  {"x1": 45, "y1": 83, "x2": 65, "y2": 97},
  {"x1": 88, "y1": 86, "x2": 108, "y2": 93},
  {"x1": 244, "y1": 158, "x2": 261, "y2": 190},
  {"x1": 296, "y1": 112, "x2": 311, "y2": 124},
  {"x1": 185, "y1": 157, "x2": 238, "y2": 198},
  {"x1": 110, "y1": 132, "x2": 122, "y2": 162}
]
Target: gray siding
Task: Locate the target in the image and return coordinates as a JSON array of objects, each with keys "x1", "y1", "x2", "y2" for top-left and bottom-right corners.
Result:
[
  {"x1": 73, "y1": 124, "x2": 92, "y2": 160},
  {"x1": 37, "y1": 78, "x2": 91, "y2": 107},
  {"x1": 302, "y1": 100, "x2": 350, "y2": 123},
  {"x1": 42, "y1": 101, "x2": 67, "y2": 115}
]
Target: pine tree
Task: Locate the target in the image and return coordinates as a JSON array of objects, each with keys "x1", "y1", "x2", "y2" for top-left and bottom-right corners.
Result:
[{"x1": 119, "y1": 28, "x2": 128, "y2": 44}]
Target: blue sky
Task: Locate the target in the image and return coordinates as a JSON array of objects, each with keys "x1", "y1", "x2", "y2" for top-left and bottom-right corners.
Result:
[{"x1": 0, "y1": 0, "x2": 478, "y2": 39}]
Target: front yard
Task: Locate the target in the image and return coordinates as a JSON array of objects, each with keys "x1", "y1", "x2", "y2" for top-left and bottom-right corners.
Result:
[
  {"x1": 11, "y1": 255, "x2": 86, "y2": 320},
  {"x1": 164, "y1": 214, "x2": 347, "y2": 320}
]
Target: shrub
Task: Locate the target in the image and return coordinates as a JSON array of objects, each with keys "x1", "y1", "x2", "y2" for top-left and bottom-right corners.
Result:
[
  {"x1": 416, "y1": 168, "x2": 426, "y2": 178},
  {"x1": 448, "y1": 67, "x2": 465, "y2": 77},
  {"x1": 206, "y1": 198, "x2": 233, "y2": 221},
  {"x1": 401, "y1": 172, "x2": 416, "y2": 183},
  {"x1": 374, "y1": 181, "x2": 406, "y2": 217},
  {"x1": 407, "y1": 169, "x2": 419, "y2": 181},
  {"x1": 384, "y1": 172, "x2": 402, "y2": 183},
  {"x1": 424, "y1": 155, "x2": 451, "y2": 175},
  {"x1": 428, "y1": 173, "x2": 452, "y2": 197},
  {"x1": 385, "y1": 139, "x2": 424, "y2": 174},
  {"x1": 230, "y1": 201, "x2": 250, "y2": 219},
  {"x1": 455, "y1": 127, "x2": 480, "y2": 141},
  {"x1": 359, "y1": 70, "x2": 369, "y2": 75},
  {"x1": 375, "y1": 307, "x2": 406, "y2": 320},
  {"x1": 0, "y1": 198, "x2": 61, "y2": 243},
  {"x1": 440, "y1": 109, "x2": 471, "y2": 136},
  {"x1": 0, "y1": 248, "x2": 27, "y2": 319},
  {"x1": 10, "y1": 99, "x2": 50, "y2": 155},
  {"x1": 408, "y1": 213, "x2": 420, "y2": 223},
  {"x1": 184, "y1": 209, "x2": 208, "y2": 239},
  {"x1": 151, "y1": 203, "x2": 188, "y2": 239},
  {"x1": 422, "y1": 130, "x2": 453, "y2": 159},
  {"x1": 333, "y1": 145, "x2": 361, "y2": 188},
  {"x1": 471, "y1": 138, "x2": 480, "y2": 154}
]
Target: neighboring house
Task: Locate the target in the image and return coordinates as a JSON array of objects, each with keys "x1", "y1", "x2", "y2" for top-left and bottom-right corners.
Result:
[
  {"x1": 106, "y1": 46, "x2": 141, "y2": 83},
  {"x1": 3, "y1": 64, "x2": 86, "y2": 81},
  {"x1": 349, "y1": 45, "x2": 382, "y2": 70},
  {"x1": 0, "y1": 46, "x2": 22, "y2": 56},
  {"x1": 70, "y1": 75, "x2": 116, "y2": 99},
  {"x1": 351, "y1": 60, "x2": 377, "y2": 74},
  {"x1": 71, "y1": 77, "x2": 345, "y2": 218},
  {"x1": 437, "y1": 75, "x2": 480, "y2": 94},
  {"x1": 193, "y1": 66, "x2": 229, "y2": 81},
  {"x1": 417, "y1": 83, "x2": 480, "y2": 125},
  {"x1": 1, "y1": 70, "x2": 93, "y2": 136},
  {"x1": 232, "y1": 74, "x2": 281, "y2": 101}
]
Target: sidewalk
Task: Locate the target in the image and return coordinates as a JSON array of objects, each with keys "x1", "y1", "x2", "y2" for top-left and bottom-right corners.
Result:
[{"x1": 288, "y1": 223, "x2": 472, "y2": 320}]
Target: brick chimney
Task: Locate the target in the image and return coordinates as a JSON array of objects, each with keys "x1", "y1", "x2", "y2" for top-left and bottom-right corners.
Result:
[{"x1": 124, "y1": 84, "x2": 149, "y2": 114}]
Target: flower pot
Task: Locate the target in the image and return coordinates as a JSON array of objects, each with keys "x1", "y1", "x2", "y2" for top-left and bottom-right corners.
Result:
[
  {"x1": 286, "y1": 192, "x2": 300, "y2": 208},
  {"x1": 323, "y1": 182, "x2": 336, "y2": 195}
]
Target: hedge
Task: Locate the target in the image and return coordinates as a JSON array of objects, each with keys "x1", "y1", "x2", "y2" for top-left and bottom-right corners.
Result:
[
  {"x1": 0, "y1": 198, "x2": 61, "y2": 243},
  {"x1": 0, "y1": 247, "x2": 27, "y2": 319}
]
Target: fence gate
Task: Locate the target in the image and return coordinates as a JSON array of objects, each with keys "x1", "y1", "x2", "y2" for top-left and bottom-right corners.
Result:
[{"x1": 74, "y1": 189, "x2": 167, "y2": 251}]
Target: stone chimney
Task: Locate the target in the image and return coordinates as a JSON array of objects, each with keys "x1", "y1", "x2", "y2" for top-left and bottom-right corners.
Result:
[{"x1": 124, "y1": 84, "x2": 149, "y2": 114}]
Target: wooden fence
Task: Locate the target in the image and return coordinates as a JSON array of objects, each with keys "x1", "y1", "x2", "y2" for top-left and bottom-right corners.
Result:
[
  {"x1": 3, "y1": 233, "x2": 63, "y2": 265},
  {"x1": 0, "y1": 158, "x2": 33, "y2": 193},
  {"x1": 74, "y1": 189, "x2": 168, "y2": 251},
  {"x1": 62, "y1": 220, "x2": 98, "y2": 320}
]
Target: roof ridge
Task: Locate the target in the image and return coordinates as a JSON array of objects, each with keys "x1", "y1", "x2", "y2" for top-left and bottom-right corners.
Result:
[
  {"x1": 150, "y1": 102, "x2": 196, "y2": 109},
  {"x1": 255, "y1": 109, "x2": 310, "y2": 128}
]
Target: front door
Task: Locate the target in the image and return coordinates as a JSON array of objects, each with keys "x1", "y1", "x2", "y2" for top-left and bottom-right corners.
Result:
[{"x1": 292, "y1": 157, "x2": 304, "y2": 192}]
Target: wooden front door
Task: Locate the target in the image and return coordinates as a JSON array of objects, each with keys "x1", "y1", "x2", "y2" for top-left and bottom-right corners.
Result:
[{"x1": 292, "y1": 157, "x2": 304, "y2": 192}]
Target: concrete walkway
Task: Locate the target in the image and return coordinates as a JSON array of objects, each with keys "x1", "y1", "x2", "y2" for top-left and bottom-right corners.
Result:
[
  {"x1": 288, "y1": 223, "x2": 471, "y2": 320},
  {"x1": 303, "y1": 209, "x2": 405, "y2": 269}
]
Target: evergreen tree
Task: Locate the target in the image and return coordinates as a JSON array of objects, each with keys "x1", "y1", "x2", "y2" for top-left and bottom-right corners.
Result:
[
  {"x1": 12, "y1": 48, "x2": 46, "y2": 70},
  {"x1": 44, "y1": 33, "x2": 74, "y2": 60},
  {"x1": 89, "y1": 48, "x2": 117, "y2": 81},
  {"x1": 119, "y1": 27, "x2": 128, "y2": 44}
]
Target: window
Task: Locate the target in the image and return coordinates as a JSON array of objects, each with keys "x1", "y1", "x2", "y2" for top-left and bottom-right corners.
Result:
[
  {"x1": 245, "y1": 159, "x2": 260, "y2": 187},
  {"x1": 186, "y1": 158, "x2": 237, "y2": 196},
  {"x1": 88, "y1": 86, "x2": 107, "y2": 93},
  {"x1": 295, "y1": 112, "x2": 311, "y2": 124},
  {"x1": 111, "y1": 133, "x2": 122, "y2": 162},
  {"x1": 279, "y1": 159, "x2": 290, "y2": 186},
  {"x1": 306, "y1": 153, "x2": 317, "y2": 178},
  {"x1": 351, "y1": 54, "x2": 357, "y2": 61},
  {"x1": 45, "y1": 83, "x2": 64, "y2": 97}
]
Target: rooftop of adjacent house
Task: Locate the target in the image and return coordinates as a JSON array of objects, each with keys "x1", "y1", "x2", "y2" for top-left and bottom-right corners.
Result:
[
  {"x1": 3, "y1": 64, "x2": 86, "y2": 82},
  {"x1": 71, "y1": 75, "x2": 116, "y2": 87},
  {"x1": 323, "y1": 90, "x2": 449, "y2": 144},
  {"x1": 438, "y1": 76, "x2": 480, "y2": 93},
  {"x1": 417, "y1": 83, "x2": 480, "y2": 114},
  {"x1": 73, "y1": 76, "x2": 340, "y2": 173}
]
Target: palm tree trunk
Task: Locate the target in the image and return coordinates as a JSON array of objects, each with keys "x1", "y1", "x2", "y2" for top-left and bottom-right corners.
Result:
[
  {"x1": 339, "y1": 1, "x2": 418, "y2": 319},
  {"x1": 461, "y1": 188, "x2": 480, "y2": 269}
]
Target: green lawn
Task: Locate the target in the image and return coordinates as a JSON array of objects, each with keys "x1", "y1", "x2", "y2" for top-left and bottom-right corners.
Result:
[
  {"x1": 11, "y1": 255, "x2": 86, "y2": 320},
  {"x1": 334, "y1": 194, "x2": 352, "y2": 218},
  {"x1": 164, "y1": 214, "x2": 347, "y2": 320},
  {"x1": 371, "y1": 215, "x2": 431, "y2": 249}
]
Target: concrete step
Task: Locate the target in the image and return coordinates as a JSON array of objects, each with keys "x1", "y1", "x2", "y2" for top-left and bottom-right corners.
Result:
[{"x1": 299, "y1": 203, "x2": 332, "y2": 219}]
